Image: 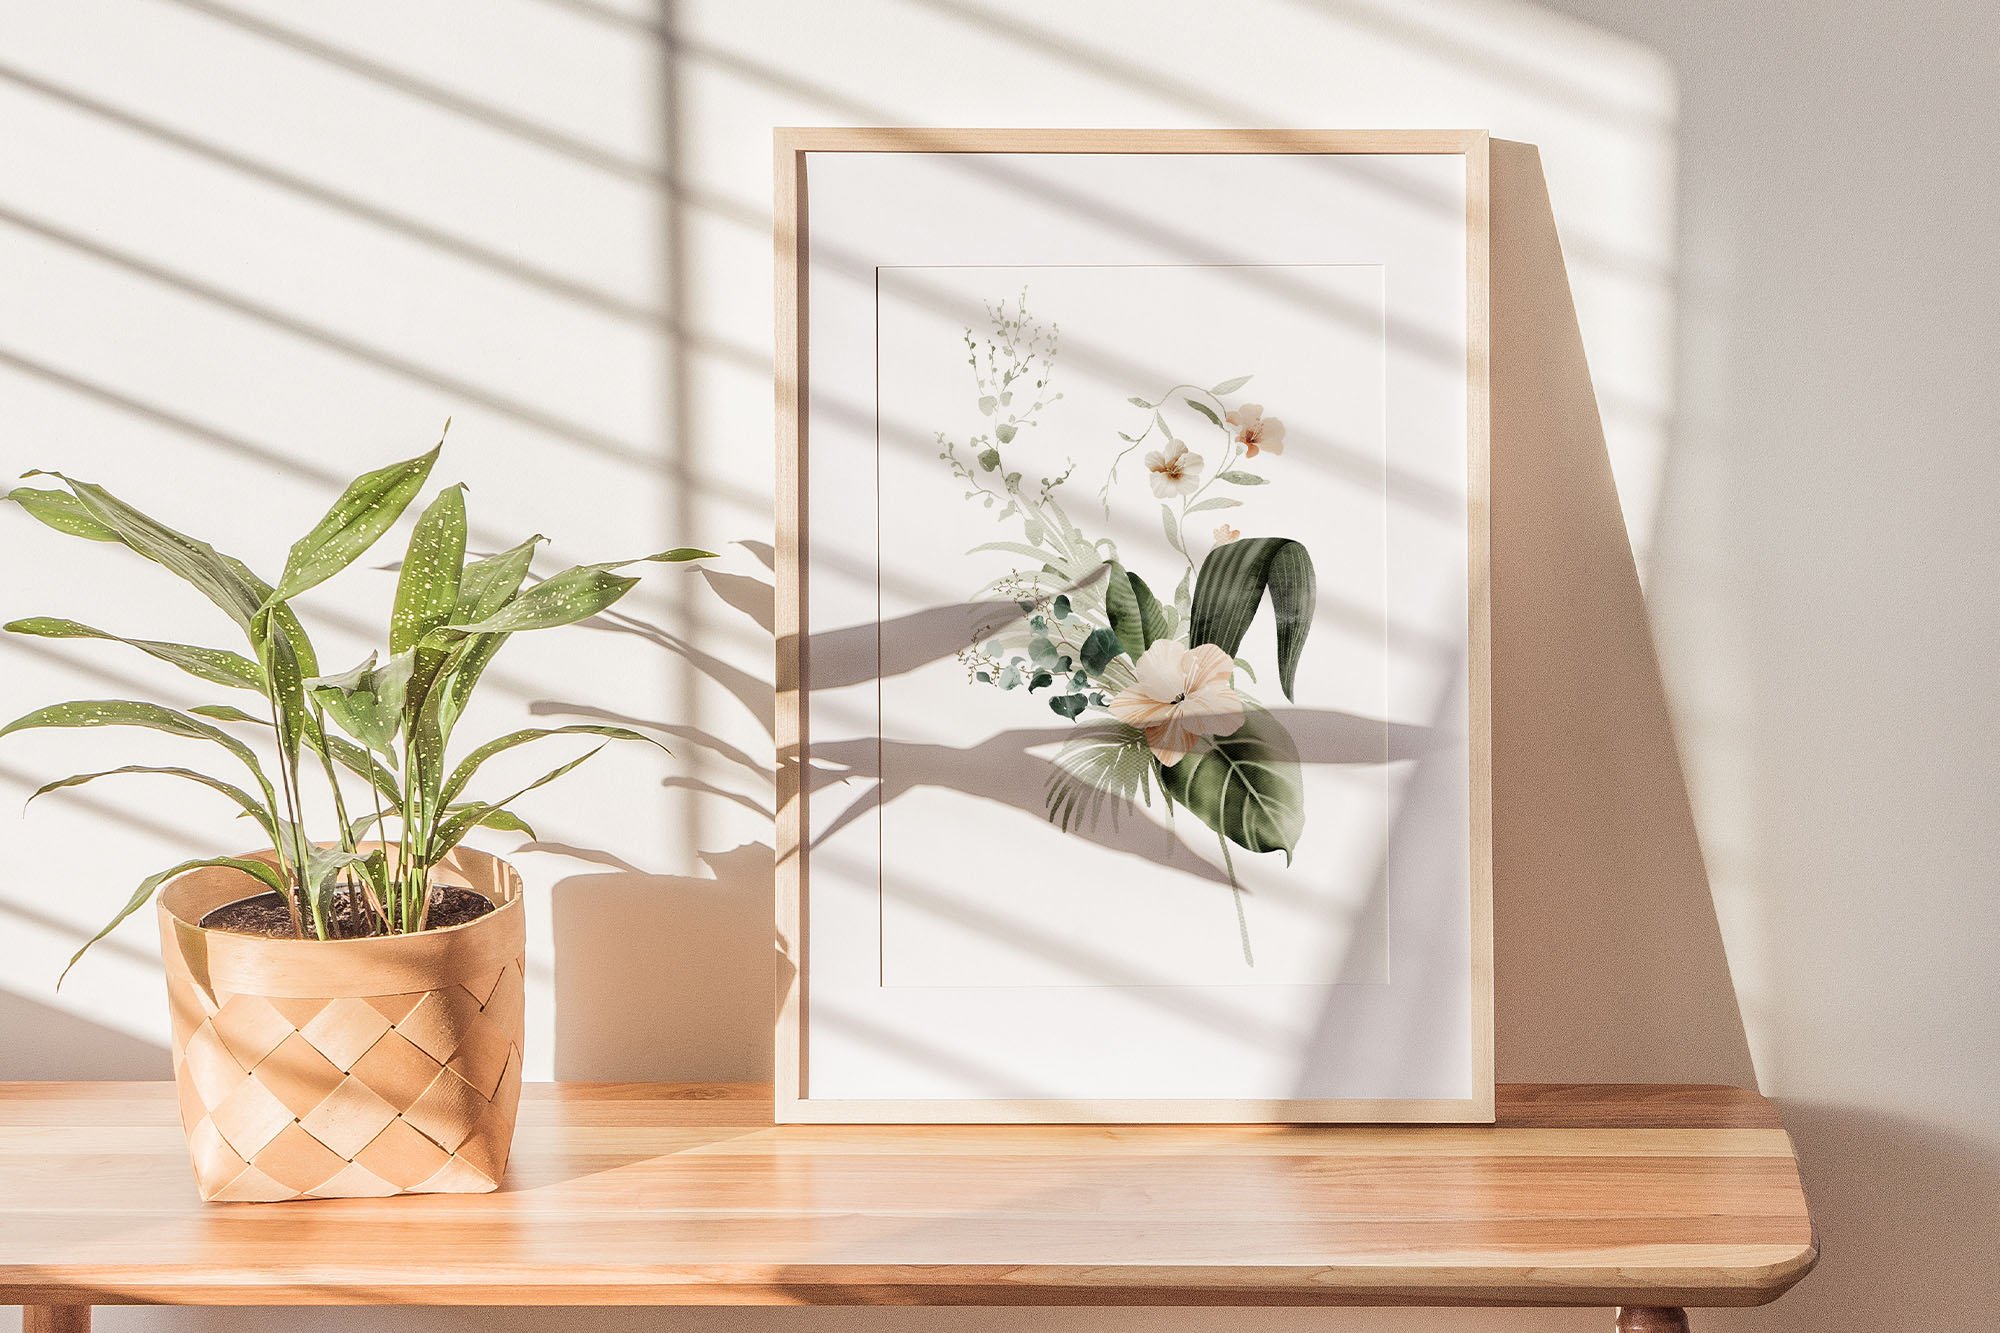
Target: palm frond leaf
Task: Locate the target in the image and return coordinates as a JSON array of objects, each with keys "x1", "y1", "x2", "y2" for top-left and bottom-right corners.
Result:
[{"x1": 1044, "y1": 721, "x2": 1155, "y2": 834}]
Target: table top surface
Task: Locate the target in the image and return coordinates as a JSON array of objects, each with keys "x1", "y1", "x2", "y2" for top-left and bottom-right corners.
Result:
[{"x1": 0, "y1": 1081, "x2": 1816, "y2": 1308}]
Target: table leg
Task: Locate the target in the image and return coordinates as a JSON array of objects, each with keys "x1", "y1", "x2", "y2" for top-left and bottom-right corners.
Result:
[
  {"x1": 1615, "y1": 1309, "x2": 1690, "y2": 1333},
  {"x1": 23, "y1": 1308, "x2": 92, "y2": 1333}
]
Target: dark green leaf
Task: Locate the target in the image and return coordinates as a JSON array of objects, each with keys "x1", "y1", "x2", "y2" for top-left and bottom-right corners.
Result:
[
  {"x1": 1079, "y1": 626, "x2": 1122, "y2": 673},
  {"x1": 1103, "y1": 564, "x2": 1173, "y2": 658},
  {"x1": 4, "y1": 617, "x2": 262, "y2": 691},
  {"x1": 1157, "y1": 708, "x2": 1304, "y2": 860},
  {"x1": 1189, "y1": 536, "x2": 1317, "y2": 701},
  {"x1": 1128, "y1": 570, "x2": 1171, "y2": 646},
  {"x1": 1104, "y1": 563, "x2": 1143, "y2": 658},
  {"x1": 272, "y1": 444, "x2": 440, "y2": 603},
  {"x1": 1048, "y1": 693, "x2": 1086, "y2": 720}
]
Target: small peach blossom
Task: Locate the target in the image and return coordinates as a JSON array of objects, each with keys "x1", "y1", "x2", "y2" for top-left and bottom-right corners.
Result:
[{"x1": 1225, "y1": 403, "x2": 1286, "y2": 458}]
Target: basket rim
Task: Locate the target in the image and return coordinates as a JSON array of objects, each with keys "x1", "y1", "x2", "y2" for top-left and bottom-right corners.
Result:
[{"x1": 157, "y1": 842, "x2": 524, "y2": 947}]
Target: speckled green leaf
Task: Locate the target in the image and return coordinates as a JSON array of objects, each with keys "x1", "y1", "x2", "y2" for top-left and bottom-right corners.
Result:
[
  {"x1": 446, "y1": 566, "x2": 637, "y2": 634},
  {"x1": 389, "y1": 484, "x2": 467, "y2": 655},
  {"x1": 27, "y1": 764, "x2": 275, "y2": 840},
  {"x1": 4, "y1": 617, "x2": 262, "y2": 692},
  {"x1": 453, "y1": 535, "x2": 546, "y2": 623},
  {"x1": 428, "y1": 745, "x2": 607, "y2": 860},
  {"x1": 272, "y1": 444, "x2": 440, "y2": 603},
  {"x1": 438, "y1": 723, "x2": 662, "y2": 809},
  {"x1": 26, "y1": 474, "x2": 265, "y2": 632},
  {"x1": 63, "y1": 855, "x2": 288, "y2": 986},
  {"x1": 308, "y1": 651, "x2": 413, "y2": 758},
  {"x1": 3, "y1": 487, "x2": 120, "y2": 541},
  {"x1": 0, "y1": 699, "x2": 277, "y2": 812}
]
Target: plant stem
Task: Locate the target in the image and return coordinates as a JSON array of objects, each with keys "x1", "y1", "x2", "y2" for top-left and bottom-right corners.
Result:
[
  {"x1": 397, "y1": 729, "x2": 420, "y2": 932},
  {"x1": 264, "y1": 690, "x2": 310, "y2": 938},
  {"x1": 312, "y1": 704, "x2": 354, "y2": 853},
  {"x1": 1217, "y1": 833, "x2": 1254, "y2": 968}
]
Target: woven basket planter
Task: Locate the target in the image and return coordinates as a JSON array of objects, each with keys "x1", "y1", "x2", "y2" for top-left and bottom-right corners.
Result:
[{"x1": 156, "y1": 845, "x2": 526, "y2": 1203}]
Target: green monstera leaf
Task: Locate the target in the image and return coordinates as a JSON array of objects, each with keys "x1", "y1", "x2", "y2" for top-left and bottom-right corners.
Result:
[{"x1": 1157, "y1": 706, "x2": 1304, "y2": 861}]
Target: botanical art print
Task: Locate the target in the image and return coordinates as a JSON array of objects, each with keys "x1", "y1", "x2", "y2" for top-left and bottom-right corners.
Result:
[{"x1": 936, "y1": 293, "x2": 1317, "y2": 964}]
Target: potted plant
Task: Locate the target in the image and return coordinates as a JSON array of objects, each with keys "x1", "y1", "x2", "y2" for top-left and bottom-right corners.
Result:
[{"x1": 1, "y1": 435, "x2": 711, "y2": 1201}]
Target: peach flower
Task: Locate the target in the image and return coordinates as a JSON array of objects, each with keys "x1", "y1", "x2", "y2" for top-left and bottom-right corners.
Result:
[{"x1": 1225, "y1": 403, "x2": 1286, "y2": 458}]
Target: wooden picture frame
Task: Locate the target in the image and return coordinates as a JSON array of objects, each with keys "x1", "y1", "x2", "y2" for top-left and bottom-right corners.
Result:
[{"x1": 777, "y1": 129, "x2": 1490, "y2": 1123}]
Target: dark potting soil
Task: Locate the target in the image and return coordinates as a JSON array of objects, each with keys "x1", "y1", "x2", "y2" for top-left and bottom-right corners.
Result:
[{"x1": 199, "y1": 884, "x2": 496, "y2": 939}]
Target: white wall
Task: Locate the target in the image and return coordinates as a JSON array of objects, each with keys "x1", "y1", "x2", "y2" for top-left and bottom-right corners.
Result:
[{"x1": 0, "y1": 0, "x2": 1992, "y2": 1330}]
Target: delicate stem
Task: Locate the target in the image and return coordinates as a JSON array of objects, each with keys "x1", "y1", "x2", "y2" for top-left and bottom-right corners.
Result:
[
  {"x1": 312, "y1": 704, "x2": 354, "y2": 854},
  {"x1": 1217, "y1": 833, "x2": 1254, "y2": 968},
  {"x1": 397, "y1": 731, "x2": 416, "y2": 932},
  {"x1": 1101, "y1": 383, "x2": 1228, "y2": 510},
  {"x1": 357, "y1": 765, "x2": 391, "y2": 933},
  {"x1": 264, "y1": 690, "x2": 309, "y2": 938}
]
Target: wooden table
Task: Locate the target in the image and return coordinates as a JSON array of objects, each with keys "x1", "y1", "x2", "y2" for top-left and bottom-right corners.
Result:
[{"x1": 0, "y1": 1082, "x2": 1815, "y2": 1331}]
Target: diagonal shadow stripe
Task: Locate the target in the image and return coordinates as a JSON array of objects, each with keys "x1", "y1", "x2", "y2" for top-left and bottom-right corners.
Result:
[
  {"x1": 0, "y1": 203, "x2": 652, "y2": 468},
  {"x1": 0, "y1": 61, "x2": 668, "y2": 327}
]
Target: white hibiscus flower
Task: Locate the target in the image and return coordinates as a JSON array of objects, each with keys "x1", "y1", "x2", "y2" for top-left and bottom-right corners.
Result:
[
  {"x1": 1107, "y1": 641, "x2": 1245, "y2": 767},
  {"x1": 1144, "y1": 439, "x2": 1204, "y2": 498}
]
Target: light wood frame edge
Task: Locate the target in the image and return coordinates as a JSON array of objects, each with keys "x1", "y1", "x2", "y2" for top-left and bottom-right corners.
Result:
[{"x1": 775, "y1": 128, "x2": 1493, "y2": 1124}]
